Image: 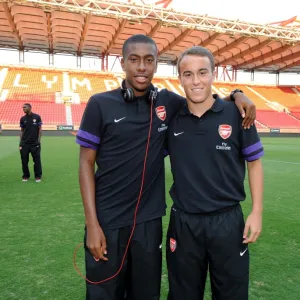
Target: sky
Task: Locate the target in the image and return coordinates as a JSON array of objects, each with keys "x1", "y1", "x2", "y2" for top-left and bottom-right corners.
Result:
[
  {"x1": 123, "y1": 0, "x2": 299, "y2": 24},
  {"x1": 0, "y1": 0, "x2": 299, "y2": 85},
  {"x1": 170, "y1": 0, "x2": 298, "y2": 25}
]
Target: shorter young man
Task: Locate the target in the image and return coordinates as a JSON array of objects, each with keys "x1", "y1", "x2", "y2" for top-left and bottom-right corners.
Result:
[
  {"x1": 19, "y1": 103, "x2": 43, "y2": 182},
  {"x1": 166, "y1": 46, "x2": 264, "y2": 300}
]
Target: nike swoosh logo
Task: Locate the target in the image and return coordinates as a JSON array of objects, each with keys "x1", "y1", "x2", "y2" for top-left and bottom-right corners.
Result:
[
  {"x1": 114, "y1": 117, "x2": 126, "y2": 123},
  {"x1": 240, "y1": 248, "x2": 248, "y2": 256},
  {"x1": 174, "y1": 132, "x2": 184, "y2": 136}
]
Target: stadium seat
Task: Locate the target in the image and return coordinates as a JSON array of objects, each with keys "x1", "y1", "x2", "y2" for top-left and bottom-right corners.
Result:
[
  {"x1": 2, "y1": 67, "x2": 62, "y2": 102},
  {"x1": 254, "y1": 86, "x2": 300, "y2": 112},
  {"x1": 71, "y1": 103, "x2": 86, "y2": 126},
  {"x1": 0, "y1": 101, "x2": 66, "y2": 125},
  {"x1": 256, "y1": 110, "x2": 300, "y2": 129},
  {"x1": 213, "y1": 83, "x2": 272, "y2": 110},
  {"x1": 0, "y1": 65, "x2": 299, "y2": 131}
]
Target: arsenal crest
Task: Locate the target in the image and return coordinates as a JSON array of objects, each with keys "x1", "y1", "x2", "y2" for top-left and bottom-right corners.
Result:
[
  {"x1": 170, "y1": 238, "x2": 177, "y2": 252},
  {"x1": 155, "y1": 106, "x2": 166, "y2": 121},
  {"x1": 218, "y1": 124, "x2": 232, "y2": 139}
]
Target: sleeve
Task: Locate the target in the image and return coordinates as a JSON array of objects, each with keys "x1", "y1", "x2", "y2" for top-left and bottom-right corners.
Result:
[
  {"x1": 171, "y1": 92, "x2": 186, "y2": 110},
  {"x1": 240, "y1": 124, "x2": 264, "y2": 162},
  {"x1": 20, "y1": 117, "x2": 25, "y2": 128},
  {"x1": 37, "y1": 115, "x2": 43, "y2": 126},
  {"x1": 76, "y1": 96, "x2": 103, "y2": 150}
]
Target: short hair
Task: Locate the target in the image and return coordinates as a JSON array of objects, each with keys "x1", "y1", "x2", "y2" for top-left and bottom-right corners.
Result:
[
  {"x1": 177, "y1": 46, "x2": 215, "y2": 74},
  {"x1": 23, "y1": 103, "x2": 31, "y2": 108},
  {"x1": 122, "y1": 34, "x2": 158, "y2": 58}
]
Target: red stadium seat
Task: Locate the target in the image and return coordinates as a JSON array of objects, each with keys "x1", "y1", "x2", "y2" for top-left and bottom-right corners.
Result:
[
  {"x1": 0, "y1": 101, "x2": 66, "y2": 125},
  {"x1": 0, "y1": 65, "x2": 299, "y2": 130}
]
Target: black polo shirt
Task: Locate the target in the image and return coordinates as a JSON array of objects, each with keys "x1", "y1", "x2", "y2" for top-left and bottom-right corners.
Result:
[
  {"x1": 167, "y1": 95, "x2": 264, "y2": 214},
  {"x1": 76, "y1": 88, "x2": 184, "y2": 230},
  {"x1": 20, "y1": 113, "x2": 42, "y2": 145}
]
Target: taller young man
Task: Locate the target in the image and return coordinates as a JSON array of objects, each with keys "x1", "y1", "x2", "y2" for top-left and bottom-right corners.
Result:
[{"x1": 76, "y1": 34, "x2": 256, "y2": 300}]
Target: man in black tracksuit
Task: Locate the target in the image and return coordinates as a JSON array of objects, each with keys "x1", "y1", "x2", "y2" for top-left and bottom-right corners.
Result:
[
  {"x1": 76, "y1": 35, "x2": 257, "y2": 300},
  {"x1": 166, "y1": 46, "x2": 264, "y2": 300},
  {"x1": 19, "y1": 103, "x2": 42, "y2": 182}
]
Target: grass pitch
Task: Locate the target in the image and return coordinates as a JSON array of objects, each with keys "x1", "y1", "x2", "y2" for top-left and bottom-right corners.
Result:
[{"x1": 1, "y1": 136, "x2": 300, "y2": 299}]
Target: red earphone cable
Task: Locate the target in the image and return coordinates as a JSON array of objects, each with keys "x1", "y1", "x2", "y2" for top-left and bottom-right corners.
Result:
[{"x1": 73, "y1": 100, "x2": 154, "y2": 284}]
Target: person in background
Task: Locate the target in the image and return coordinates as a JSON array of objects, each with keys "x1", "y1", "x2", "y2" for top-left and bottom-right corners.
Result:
[{"x1": 19, "y1": 103, "x2": 43, "y2": 182}]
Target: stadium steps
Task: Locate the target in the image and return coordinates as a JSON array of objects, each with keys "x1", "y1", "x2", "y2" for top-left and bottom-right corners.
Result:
[
  {"x1": 65, "y1": 105, "x2": 73, "y2": 125},
  {"x1": 289, "y1": 111, "x2": 300, "y2": 121},
  {"x1": 256, "y1": 110, "x2": 300, "y2": 129},
  {"x1": 245, "y1": 86, "x2": 280, "y2": 111},
  {"x1": 253, "y1": 86, "x2": 300, "y2": 112},
  {"x1": 70, "y1": 103, "x2": 86, "y2": 126},
  {"x1": 255, "y1": 120, "x2": 269, "y2": 128}
]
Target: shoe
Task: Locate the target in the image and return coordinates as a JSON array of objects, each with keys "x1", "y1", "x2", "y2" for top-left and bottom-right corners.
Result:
[
  {"x1": 35, "y1": 178, "x2": 41, "y2": 183},
  {"x1": 22, "y1": 178, "x2": 29, "y2": 182}
]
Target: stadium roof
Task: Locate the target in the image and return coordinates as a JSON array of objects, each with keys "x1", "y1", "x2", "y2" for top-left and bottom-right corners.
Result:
[{"x1": 0, "y1": 0, "x2": 299, "y2": 73}]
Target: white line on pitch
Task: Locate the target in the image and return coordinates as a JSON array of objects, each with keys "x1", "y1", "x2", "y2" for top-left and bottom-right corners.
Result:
[{"x1": 263, "y1": 159, "x2": 300, "y2": 165}]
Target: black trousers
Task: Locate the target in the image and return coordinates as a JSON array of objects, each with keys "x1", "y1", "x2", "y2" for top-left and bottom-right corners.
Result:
[
  {"x1": 20, "y1": 143, "x2": 42, "y2": 179},
  {"x1": 166, "y1": 204, "x2": 249, "y2": 300},
  {"x1": 85, "y1": 218, "x2": 162, "y2": 300}
]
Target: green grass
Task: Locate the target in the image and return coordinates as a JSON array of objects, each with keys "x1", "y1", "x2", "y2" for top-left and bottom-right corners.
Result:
[{"x1": 1, "y1": 136, "x2": 300, "y2": 299}]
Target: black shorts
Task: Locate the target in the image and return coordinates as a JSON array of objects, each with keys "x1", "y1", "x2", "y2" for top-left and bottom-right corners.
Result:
[
  {"x1": 85, "y1": 218, "x2": 162, "y2": 300},
  {"x1": 166, "y1": 204, "x2": 249, "y2": 300}
]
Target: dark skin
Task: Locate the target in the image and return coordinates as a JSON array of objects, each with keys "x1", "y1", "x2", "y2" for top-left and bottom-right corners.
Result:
[
  {"x1": 234, "y1": 94, "x2": 256, "y2": 129},
  {"x1": 19, "y1": 104, "x2": 42, "y2": 149},
  {"x1": 121, "y1": 42, "x2": 158, "y2": 96},
  {"x1": 79, "y1": 147, "x2": 108, "y2": 261},
  {"x1": 80, "y1": 42, "x2": 257, "y2": 261}
]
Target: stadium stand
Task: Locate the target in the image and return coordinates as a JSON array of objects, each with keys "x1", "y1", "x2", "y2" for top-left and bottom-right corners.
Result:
[
  {"x1": 213, "y1": 83, "x2": 272, "y2": 110},
  {"x1": 291, "y1": 111, "x2": 300, "y2": 120},
  {"x1": 0, "y1": 0, "x2": 298, "y2": 135},
  {"x1": 253, "y1": 86, "x2": 300, "y2": 112},
  {"x1": 212, "y1": 82, "x2": 300, "y2": 129},
  {"x1": 0, "y1": 65, "x2": 300, "y2": 131},
  {"x1": 67, "y1": 72, "x2": 116, "y2": 102},
  {"x1": 71, "y1": 103, "x2": 87, "y2": 126},
  {"x1": 1, "y1": 67, "x2": 62, "y2": 102},
  {"x1": 0, "y1": 100, "x2": 66, "y2": 125},
  {"x1": 257, "y1": 110, "x2": 300, "y2": 128}
]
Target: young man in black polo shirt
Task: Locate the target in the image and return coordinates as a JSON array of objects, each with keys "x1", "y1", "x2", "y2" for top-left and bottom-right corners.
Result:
[
  {"x1": 76, "y1": 35, "x2": 257, "y2": 300},
  {"x1": 166, "y1": 46, "x2": 264, "y2": 300},
  {"x1": 19, "y1": 103, "x2": 43, "y2": 182}
]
